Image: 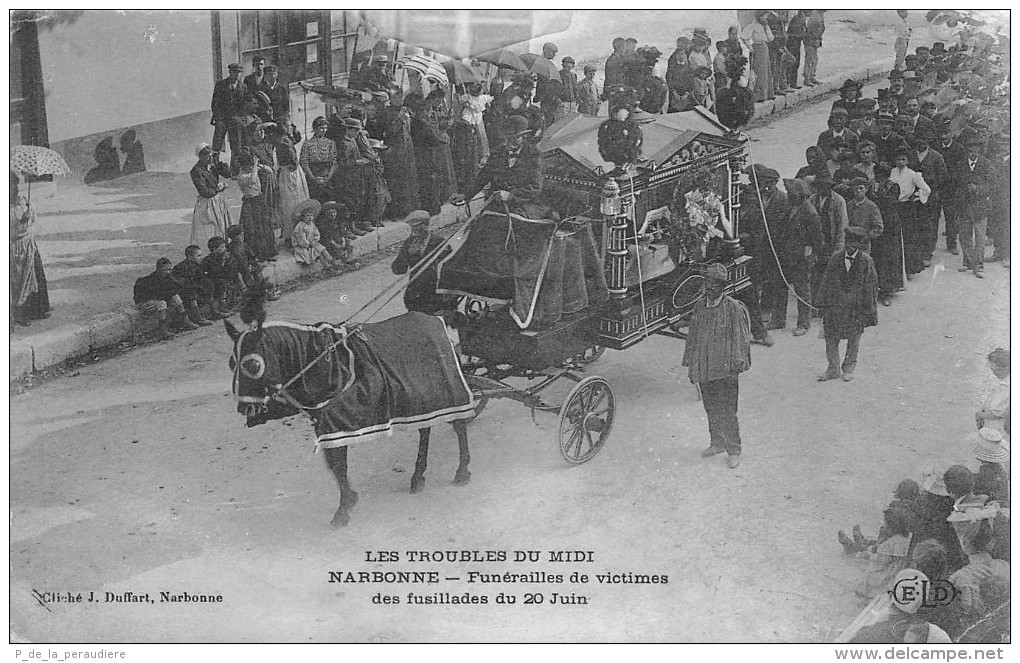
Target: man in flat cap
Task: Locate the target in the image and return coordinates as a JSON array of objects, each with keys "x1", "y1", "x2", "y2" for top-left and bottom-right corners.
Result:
[
  {"x1": 559, "y1": 56, "x2": 578, "y2": 113},
  {"x1": 391, "y1": 211, "x2": 454, "y2": 315},
  {"x1": 808, "y1": 171, "x2": 849, "y2": 308},
  {"x1": 738, "y1": 164, "x2": 783, "y2": 346},
  {"x1": 815, "y1": 226, "x2": 878, "y2": 382},
  {"x1": 211, "y1": 63, "x2": 246, "y2": 157},
  {"x1": 874, "y1": 111, "x2": 910, "y2": 168},
  {"x1": 682, "y1": 262, "x2": 752, "y2": 469},
  {"x1": 453, "y1": 115, "x2": 543, "y2": 216},
  {"x1": 577, "y1": 63, "x2": 600, "y2": 116},
  {"x1": 845, "y1": 176, "x2": 884, "y2": 254}
]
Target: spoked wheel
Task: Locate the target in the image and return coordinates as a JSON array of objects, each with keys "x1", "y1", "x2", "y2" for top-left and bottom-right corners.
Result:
[{"x1": 558, "y1": 375, "x2": 615, "y2": 464}]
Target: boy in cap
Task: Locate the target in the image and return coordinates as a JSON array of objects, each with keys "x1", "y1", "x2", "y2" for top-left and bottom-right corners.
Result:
[
  {"x1": 559, "y1": 57, "x2": 578, "y2": 113},
  {"x1": 682, "y1": 262, "x2": 753, "y2": 469},
  {"x1": 133, "y1": 258, "x2": 200, "y2": 339},
  {"x1": 844, "y1": 176, "x2": 884, "y2": 254},
  {"x1": 815, "y1": 226, "x2": 878, "y2": 382},
  {"x1": 172, "y1": 245, "x2": 217, "y2": 326},
  {"x1": 577, "y1": 63, "x2": 600, "y2": 116},
  {"x1": 391, "y1": 211, "x2": 453, "y2": 315}
]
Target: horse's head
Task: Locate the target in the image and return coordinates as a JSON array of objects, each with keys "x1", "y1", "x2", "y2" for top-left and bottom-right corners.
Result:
[{"x1": 225, "y1": 319, "x2": 299, "y2": 427}]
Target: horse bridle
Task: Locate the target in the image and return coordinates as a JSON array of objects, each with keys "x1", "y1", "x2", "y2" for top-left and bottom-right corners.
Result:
[{"x1": 232, "y1": 325, "x2": 359, "y2": 416}]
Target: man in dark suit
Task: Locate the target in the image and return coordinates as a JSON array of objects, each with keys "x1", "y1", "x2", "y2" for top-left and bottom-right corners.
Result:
[
  {"x1": 604, "y1": 37, "x2": 628, "y2": 98},
  {"x1": 243, "y1": 54, "x2": 267, "y2": 96},
  {"x1": 954, "y1": 135, "x2": 996, "y2": 278},
  {"x1": 907, "y1": 130, "x2": 948, "y2": 265},
  {"x1": 874, "y1": 112, "x2": 910, "y2": 167},
  {"x1": 937, "y1": 124, "x2": 967, "y2": 255},
  {"x1": 902, "y1": 96, "x2": 936, "y2": 137},
  {"x1": 453, "y1": 115, "x2": 543, "y2": 214},
  {"x1": 259, "y1": 65, "x2": 289, "y2": 120},
  {"x1": 211, "y1": 63, "x2": 246, "y2": 157}
]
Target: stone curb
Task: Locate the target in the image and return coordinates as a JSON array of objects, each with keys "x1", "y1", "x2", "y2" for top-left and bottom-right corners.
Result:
[
  {"x1": 10, "y1": 199, "x2": 476, "y2": 379},
  {"x1": 12, "y1": 58, "x2": 895, "y2": 380},
  {"x1": 747, "y1": 57, "x2": 895, "y2": 126}
]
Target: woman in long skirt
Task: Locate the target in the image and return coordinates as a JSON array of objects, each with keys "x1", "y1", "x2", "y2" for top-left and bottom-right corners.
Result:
[
  {"x1": 251, "y1": 123, "x2": 282, "y2": 238},
  {"x1": 189, "y1": 143, "x2": 234, "y2": 247},
  {"x1": 379, "y1": 86, "x2": 421, "y2": 219},
  {"x1": 10, "y1": 173, "x2": 51, "y2": 326},
  {"x1": 235, "y1": 150, "x2": 277, "y2": 261},
  {"x1": 408, "y1": 92, "x2": 456, "y2": 216},
  {"x1": 869, "y1": 165, "x2": 904, "y2": 306},
  {"x1": 270, "y1": 125, "x2": 309, "y2": 243}
]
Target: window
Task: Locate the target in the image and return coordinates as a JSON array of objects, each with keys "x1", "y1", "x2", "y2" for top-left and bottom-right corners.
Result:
[
  {"x1": 237, "y1": 10, "x2": 328, "y2": 85},
  {"x1": 329, "y1": 10, "x2": 360, "y2": 85},
  {"x1": 238, "y1": 10, "x2": 280, "y2": 68}
]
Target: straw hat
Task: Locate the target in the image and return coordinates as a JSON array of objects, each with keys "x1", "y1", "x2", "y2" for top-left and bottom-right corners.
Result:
[
  {"x1": 195, "y1": 142, "x2": 212, "y2": 157},
  {"x1": 291, "y1": 199, "x2": 322, "y2": 222},
  {"x1": 965, "y1": 428, "x2": 1010, "y2": 464}
]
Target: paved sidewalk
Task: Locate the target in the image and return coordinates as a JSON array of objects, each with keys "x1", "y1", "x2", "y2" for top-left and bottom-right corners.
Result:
[{"x1": 9, "y1": 50, "x2": 894, "y2": 380}]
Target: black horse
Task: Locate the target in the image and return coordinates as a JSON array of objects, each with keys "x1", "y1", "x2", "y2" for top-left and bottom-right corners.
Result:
[{"x1": 226, "y1": 287, "x2": 474, "y2": 527}]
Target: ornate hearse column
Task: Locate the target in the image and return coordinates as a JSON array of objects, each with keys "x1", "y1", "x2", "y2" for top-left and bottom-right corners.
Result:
[
  {"x1": 723, "y1": 135, "x2": 749, "y2": 259},
  {"x1": 601, "y1": 177, "x2": 630, "y2": 302}
]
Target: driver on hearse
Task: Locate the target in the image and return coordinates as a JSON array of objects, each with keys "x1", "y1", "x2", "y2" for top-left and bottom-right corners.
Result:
[{"x1": 451, "y1": 115, "x2": 545, "y2": 218}]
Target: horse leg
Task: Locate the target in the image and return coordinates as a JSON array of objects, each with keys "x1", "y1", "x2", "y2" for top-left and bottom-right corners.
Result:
[
  {"x1": 324, "y1": 446, "x2": 359, "y2": 527},
  {"x1": 410, "y1": 427, "x2": 430, "y2": 494},
  {"x1": 452, "y1": 419, "x2": 472, "y2": 486}
]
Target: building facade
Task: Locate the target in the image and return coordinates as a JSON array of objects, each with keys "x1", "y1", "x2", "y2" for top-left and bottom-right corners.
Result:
[{"x1": 9, "y1": 10, "x2": 371, "y2": 181}]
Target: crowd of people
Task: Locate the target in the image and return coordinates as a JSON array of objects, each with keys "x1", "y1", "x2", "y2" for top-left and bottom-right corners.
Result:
[
  {"x1": 836, "y1": 347, "x2": 1009, "y2": 643},
  {"x1": 737, "y1": 37, "x2": 1018, "y2": 642},
  {"x1": 734, "y1": 38, "x2": 1009, "y2": 381}
]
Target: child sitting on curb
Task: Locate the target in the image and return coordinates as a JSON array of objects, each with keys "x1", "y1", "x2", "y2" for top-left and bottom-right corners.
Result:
[
  {"x1": 201, "y1": 236, "x2": 241, "y2": 315},
  {"x1": 315, "y1": 201, "x2": 361, "y2": 270},
  {"x1": 227, "y1": 225, "x2": 280, "y2": 301},
  {"x1": 133, "y1": 258, "x2": 199, "y2": 339},
  {"x1": 290, "y1": 200, "x2": 344, "y2": 272}
]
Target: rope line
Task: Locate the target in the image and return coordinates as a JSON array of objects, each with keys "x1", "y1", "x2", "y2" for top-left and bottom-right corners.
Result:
[{"x1": 744, "y1": 136, "x2": 818, "y2": 311}]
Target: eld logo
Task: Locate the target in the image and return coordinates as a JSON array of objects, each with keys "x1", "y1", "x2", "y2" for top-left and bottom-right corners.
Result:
[{"x1": 889, "y1": 574, "x2": 959, "y2": 608}]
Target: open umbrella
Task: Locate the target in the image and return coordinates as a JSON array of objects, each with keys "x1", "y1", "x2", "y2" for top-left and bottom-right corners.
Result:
[
  {"x1": 396, "y1": 54, "x2": 449, "y2": 86},
  {"x1": 474, "y1": 48, "x2": 527, "y2": 71},
  {"x1": 10, "y1": 145, "x2": 71, "y2": 203},
  {"x1": 520, "y1": 53, "x2": 561, "y2": 79},
  {"x1": 442, "y1": 59, "x2": 481, "y2": 85}
]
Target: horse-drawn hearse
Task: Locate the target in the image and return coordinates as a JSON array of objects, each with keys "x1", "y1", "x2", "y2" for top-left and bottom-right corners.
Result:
[
  {"x1": 438, "y1": 107, "x2": 754, "y2": 463},
  {"x1": 227, "y1": 107, "x2": 755, "y2": 526}
]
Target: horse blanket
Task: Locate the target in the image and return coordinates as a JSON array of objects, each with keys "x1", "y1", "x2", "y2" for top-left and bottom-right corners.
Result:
[{"x1": 262, "y1": 313, "x2": 474, "y2": 449}]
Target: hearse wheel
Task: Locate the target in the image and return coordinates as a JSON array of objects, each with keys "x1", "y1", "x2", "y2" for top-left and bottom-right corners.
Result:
[{"x1": 558, "y1": 375, "x2": 615, "y2": 464}]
